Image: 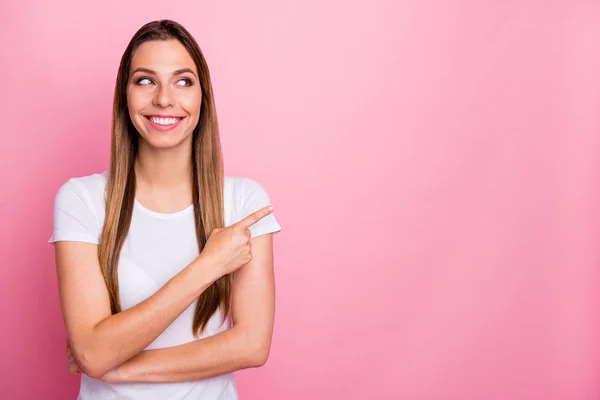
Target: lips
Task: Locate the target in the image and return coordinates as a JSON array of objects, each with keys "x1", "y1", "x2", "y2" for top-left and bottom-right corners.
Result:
[
  {"x1": 143, "y1": 115, "x2": 185, "y2": 132},
  {"x1": 145, "y1": 115, "x2": 184, "y2": 123},
  {"x1": 145, "y1": 114, "x2": 185, "y2": 118}
]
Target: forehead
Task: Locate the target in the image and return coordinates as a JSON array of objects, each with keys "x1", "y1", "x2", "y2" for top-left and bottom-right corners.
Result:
[{"x1": 130, "y1": 39, "x2": 197, "y2": 74}]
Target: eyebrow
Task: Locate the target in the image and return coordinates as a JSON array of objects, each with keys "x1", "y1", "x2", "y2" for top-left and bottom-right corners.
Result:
[{"x1": 131, "y1": 67, "x2": 197, "y2": 78}]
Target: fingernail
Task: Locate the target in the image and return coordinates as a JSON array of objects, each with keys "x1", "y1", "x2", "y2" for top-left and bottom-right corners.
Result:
[{"x1": 268, "y1": 206, "x2": 274, "y2": 211}]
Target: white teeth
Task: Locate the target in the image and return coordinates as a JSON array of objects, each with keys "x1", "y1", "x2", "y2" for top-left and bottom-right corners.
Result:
[{"x1": 149, "y1": 117, "x2": 181, "y2": 125}]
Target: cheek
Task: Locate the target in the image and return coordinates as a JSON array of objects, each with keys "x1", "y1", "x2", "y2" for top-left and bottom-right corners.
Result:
[
  {"x1": 126, "y1": 88, "x2": 147, "y2": 113},
  {"x1": 181, "y1": 93, "x2": 202, "y2": 117}
]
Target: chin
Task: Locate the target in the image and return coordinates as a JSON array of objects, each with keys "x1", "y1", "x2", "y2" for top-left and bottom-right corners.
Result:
[
  {"x1": 138, "y1": 130, "x2": 192, "y2": 149},
  {"x1": 132, "y1": 120, "x2": 187, "y2": 147}
]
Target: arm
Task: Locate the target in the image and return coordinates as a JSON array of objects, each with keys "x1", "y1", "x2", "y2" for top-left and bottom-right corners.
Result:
[
  {"x1": 55, "y1": 241, "x2": 216, "y2": 379},
  {"x1": 103, "y1": 233, "x2": 276, "y2": 383}
]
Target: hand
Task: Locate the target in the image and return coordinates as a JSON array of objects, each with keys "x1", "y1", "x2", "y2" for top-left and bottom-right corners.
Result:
[
  {"x1": 201, "y1": 205, "x2": 274, "y2": 279},
  {"x1": 66, "y1": 338, "x2": 82, "y2": 375}
]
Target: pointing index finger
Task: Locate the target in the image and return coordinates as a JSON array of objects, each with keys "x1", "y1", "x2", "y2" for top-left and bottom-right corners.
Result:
[{"x1": 235, "y1": 205, "x2": 274, "y2": 230}]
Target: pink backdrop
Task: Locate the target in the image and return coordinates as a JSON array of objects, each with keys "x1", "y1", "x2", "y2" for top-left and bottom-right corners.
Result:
[{"x1": 1, "y1": 1, "x2": 599, "y2": 399}]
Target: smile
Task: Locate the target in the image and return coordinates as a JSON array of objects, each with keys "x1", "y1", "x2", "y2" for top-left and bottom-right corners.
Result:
[{"x1": 144, "y1": 115, "x2": 185, "y2": 132}]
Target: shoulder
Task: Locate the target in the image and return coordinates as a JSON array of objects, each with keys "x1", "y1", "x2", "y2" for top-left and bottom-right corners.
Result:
[
  {"x1": 224, "y1": 175, "x2": 281, "y2": 237},
  {"x1": 224, "y1": 176, "x2": 272, "y2": 206},
  {"x1": 224, "y1": 175, "x2": 266, "y2": 189},
  {"x1": 59, "y1": 170, "x2": 108, "y2": 192},
  {"x1": 50, "y1": 170, "x2": 108, "y2": 244},
  {"x1": 54, "y1": 170, "x2": 108, "y2": 214}
]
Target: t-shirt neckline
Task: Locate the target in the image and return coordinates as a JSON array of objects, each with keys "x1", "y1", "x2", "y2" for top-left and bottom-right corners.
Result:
[{"x1": 133, "y1": 199, "x2": 194, "y2": 219}]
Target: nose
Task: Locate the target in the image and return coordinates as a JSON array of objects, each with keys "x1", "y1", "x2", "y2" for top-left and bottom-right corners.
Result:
[{"x1": 152, "y1": 84, "x2": 175, "y2": 108}]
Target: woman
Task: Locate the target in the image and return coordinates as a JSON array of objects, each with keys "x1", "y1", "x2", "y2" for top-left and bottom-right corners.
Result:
[{"x1": 49, "y1": 19, "x2": 281, "y2": 399}]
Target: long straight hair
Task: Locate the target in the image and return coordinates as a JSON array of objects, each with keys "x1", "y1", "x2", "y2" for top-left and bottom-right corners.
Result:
[{"x1": 98, "y1": 20, "x2": 228, "y2": 337}]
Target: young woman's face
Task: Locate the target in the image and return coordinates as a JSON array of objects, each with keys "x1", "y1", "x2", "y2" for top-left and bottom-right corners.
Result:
[{"x1": 126, "y1": 39, "x2": 202, "y2": 149}]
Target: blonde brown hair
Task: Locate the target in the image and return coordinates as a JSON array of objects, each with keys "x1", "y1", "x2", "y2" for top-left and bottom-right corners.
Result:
[{"x1": 98, "y1": 19, "x2": 228, "y2": 337}]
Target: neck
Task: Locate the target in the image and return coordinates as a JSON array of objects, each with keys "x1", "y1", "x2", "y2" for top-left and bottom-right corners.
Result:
[{"x1": 134, "y1": 139, "x2": 193, "y2": 189}]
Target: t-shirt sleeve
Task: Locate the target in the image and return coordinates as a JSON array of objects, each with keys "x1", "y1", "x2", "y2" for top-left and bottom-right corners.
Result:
[
  {"x1": 239, "y1": 178, "x2": 282, "y2": 239},
  {"x1": 48, "y1": 179, "x2": 101, "y2": 245}
]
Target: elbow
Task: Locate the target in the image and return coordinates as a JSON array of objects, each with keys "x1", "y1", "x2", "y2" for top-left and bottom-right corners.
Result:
[
  {"x1": 80, "y1": 365, "x2": 102, "y2": 380},
  {"x1": 77, "y1": 349, "x2": 109, "y2": 379},
  {"x1": 237, "y1": 327, "x2": 272, "y2": 368},
  {"x1": 70, "y1": 344, "x2": 96, "y2": 377},
  {"x1": 247, "y1": 341, "x2": 271, "y2": 368},
  {"x1": 78, "y1": 359, "x2": 102, "y2": 379},
  {"x1": 69, "y1": 332, "x2": 115, "y2": 379},
  {"x1": 82, "y1": 365, "x2": 108, "y2": 380}
]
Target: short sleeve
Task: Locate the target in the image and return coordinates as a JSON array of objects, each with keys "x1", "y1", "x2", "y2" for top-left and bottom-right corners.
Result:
[
  {"x1": 48, "y1": 179, "x2": 101, "y2": 245},
  {"x1": 239, "y1": 178, "x2": 282, "y2": 239}
]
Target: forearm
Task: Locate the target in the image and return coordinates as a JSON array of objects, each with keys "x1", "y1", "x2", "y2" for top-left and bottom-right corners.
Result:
[
  {"x1": 81, "y1": 257, "x2": 216, "y2": 378},
  {"x1": 106, "y1": 326, "x2": 265, "y2": 383}
]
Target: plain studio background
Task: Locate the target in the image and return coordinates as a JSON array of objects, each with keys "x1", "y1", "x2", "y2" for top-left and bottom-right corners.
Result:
[{"x1": 1, "y1": 0, "x2": 599, "y2": 399}]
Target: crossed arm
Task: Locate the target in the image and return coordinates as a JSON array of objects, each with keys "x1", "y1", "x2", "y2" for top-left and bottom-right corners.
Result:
[
  {"x1": 105, "y1": 233, "x2": 276, "y2": 383},
  {"x1": 58, "y1": 232, "x2": 276, "y2": 383}
]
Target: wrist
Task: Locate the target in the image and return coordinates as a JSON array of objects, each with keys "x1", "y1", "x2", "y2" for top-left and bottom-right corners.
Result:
[{"x1": 189, "y1": 254, "x2": 219, "y2": 290}]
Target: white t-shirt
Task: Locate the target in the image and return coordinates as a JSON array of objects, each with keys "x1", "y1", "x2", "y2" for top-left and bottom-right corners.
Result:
[{"x1": 48, "y1": 170, "x2": 282, "y2": 400}]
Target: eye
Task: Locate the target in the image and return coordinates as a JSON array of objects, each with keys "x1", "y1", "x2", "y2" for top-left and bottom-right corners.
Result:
[
  {"x1": 136, "y1": 77, "x2": 153, "y2": 85},
  {"x1": 133, "y1": 76, "x2": 193, "y2": 86},
  {"x1": 175, "y1": 78, "x2": 193, "y2": 87}
]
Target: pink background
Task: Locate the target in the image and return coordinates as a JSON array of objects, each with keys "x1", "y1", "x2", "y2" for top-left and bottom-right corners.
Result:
[{"x1": 1, "y1": 0, "x2": 599, "y2": 399}]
